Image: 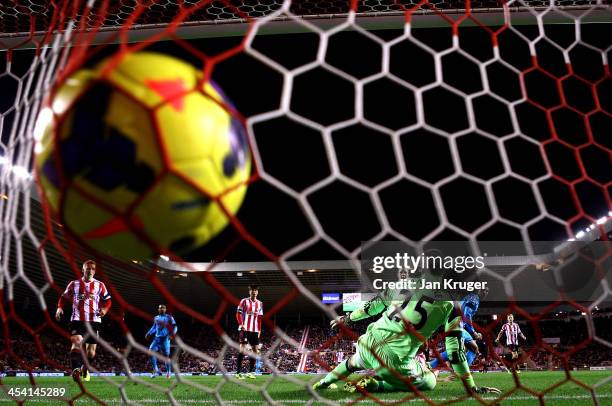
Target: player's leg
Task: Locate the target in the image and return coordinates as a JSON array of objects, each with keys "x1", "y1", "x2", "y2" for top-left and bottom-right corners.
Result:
[
  {"x1": 444, "y1": 315, "x2": 476, "y2": 388},
  {"x1": 459, "y1": 331, "x2": 479, "y2": 369},
  {"x1": 491, "y1": 347, "x2": 510, "y2": 373},
  {"x1": 68, "y1": 322, "x2": 86, "y2": 382},
  {"x1": 255, "y1": 356, "x2": 263, "y2": 373},
  {"x1": 362, "y1": 358, "x2": 437, "y2": 393},
  {"x1": 149, "y1": 338, "x2": 161, "y2": 376},
  {"x1": 314, "y1": 333, "x2": 376, "y2": 390},
  {"x1": 247, "y1": 333, "x2": 259, "y2": 378},
  {"x1": 505, "y1": 345, "x2": 521, "y2": 373},
  {"x1": 82, "y1": 343, "x2": 96, "y2": 382},
  {"x1": 465, "y1": 339, "x2": 479, "y2": 367},
  {"x1": 313, "y1": 352, "x2": 363, "y2": 390},
  {"x1": 69, "y1": 334, "x2": 84, "y2": 381},
  {"x1": 82, "y1": 322, "x2": 100, "y2": 381},
  {"x1": 236, "y1": 346, "x2": 245, "y2": 378},
  {"x1": 444, "y1": 315, "x2": 501, "y2": 394},
  {"x1": 428, "y1": 350, "x2": 449, "y2": 369},
  {"x1": 477, "y1": 340, "x2": 488, "y2": 372},
  {"x1": 162, "y1": 338, "x2": 172, "y2": 377},
  {"x1": 236, "y1": 331, "x2": 246, "y2": 378},
  {"x1": 429, "y1": 332, "x2": 477, "y2": 370}
]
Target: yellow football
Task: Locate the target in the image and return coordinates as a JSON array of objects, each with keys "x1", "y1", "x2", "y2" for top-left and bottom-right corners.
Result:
[{"x1": 35, "y1": 52, "x2": 251, "y2": 259}]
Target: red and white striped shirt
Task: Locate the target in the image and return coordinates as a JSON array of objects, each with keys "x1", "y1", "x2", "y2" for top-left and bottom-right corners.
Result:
[
  {"x1": 236, "y1": 298, "x2": 263, "y2": 333},
  {"x1": 58, "y1": 278, "x2": 111, "y2": 322},
  {"x1": 500, "y1": 322, "x2": 522, "y2": 345}
]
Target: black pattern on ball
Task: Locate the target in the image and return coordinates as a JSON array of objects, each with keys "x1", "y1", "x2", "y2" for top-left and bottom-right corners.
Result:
[
  {"x1": 43, "y1": 82, "x2": 155, "y2": 194},
  {"x1": 223, "y1": 118, "x2": 249, "y2": 178}
]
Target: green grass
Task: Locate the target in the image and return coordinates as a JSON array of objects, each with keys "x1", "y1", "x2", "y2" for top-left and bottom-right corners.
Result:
[{"x1": 1, "y1": 371, "x2": 611, "y2": 404}]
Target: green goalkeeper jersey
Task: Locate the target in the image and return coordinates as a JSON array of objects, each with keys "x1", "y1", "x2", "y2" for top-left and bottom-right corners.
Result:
[
  {"x1": 349, "y1": 282, "x2": 459, "y2": 359},
  {"x1": 345, "y1": 276, "x2": 479, "y2": 390}
]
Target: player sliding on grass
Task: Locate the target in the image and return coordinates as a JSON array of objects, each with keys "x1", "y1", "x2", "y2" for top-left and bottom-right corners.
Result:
[{"x1": 313, "y1": 269, "x2": 500, "y2": 395}]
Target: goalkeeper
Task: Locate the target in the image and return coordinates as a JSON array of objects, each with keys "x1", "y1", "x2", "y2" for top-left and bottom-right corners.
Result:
[{"x1": 313, "y1": 270, "x2": 500, "y2": 395}]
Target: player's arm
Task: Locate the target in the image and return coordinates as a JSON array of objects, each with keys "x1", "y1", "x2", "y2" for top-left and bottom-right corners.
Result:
[
  {"x1": 171, "y1": 316, "x2": 178, "y2": 337},
  {"x1": 517, "y1": 324, "x2": 526, "y2": 341},
  {"x1": 146, "y1": 322, "x2": 156, "y2": 339},
  {"x1": 98, "y1": 283, "x2": 112, "y2": 317},
  {"x1": 495, "y1": 324, "x2": 505, "y2": 343},
  {"x1": 257, "y1": 304, "x2": 263, "y2": 338},
  {"x1": 332, "y1": 290, "x2": 393, "y2": 329},
  {"x1": 444, "y1": 305, "x2": 500, "y2": 395},
  {"x1": 55, "y1": 281, "x2": 74, "y2": 321},
  {"x1": 236, "y1": 299, "x2": 245, "y2": 331}
]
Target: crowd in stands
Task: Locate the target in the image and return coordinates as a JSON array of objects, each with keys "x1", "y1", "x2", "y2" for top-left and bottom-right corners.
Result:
[{"x1": 1, "y1": 313, "x2": 610, "y2": 374}]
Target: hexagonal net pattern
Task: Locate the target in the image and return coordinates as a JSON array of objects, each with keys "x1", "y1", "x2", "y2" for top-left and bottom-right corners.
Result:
[{"x1": 0, "y1": 0, "x2": 611, "y2": 405}]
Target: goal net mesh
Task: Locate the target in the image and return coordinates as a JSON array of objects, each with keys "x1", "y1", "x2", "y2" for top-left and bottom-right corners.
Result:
[{"x1": 0, "y1": 0, "x2": 611, "y2": 404}]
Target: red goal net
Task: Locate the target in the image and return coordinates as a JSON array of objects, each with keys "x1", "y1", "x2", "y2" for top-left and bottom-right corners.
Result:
[{"x1": 0, "y1": 0, "x2": 610, "y2": 404}]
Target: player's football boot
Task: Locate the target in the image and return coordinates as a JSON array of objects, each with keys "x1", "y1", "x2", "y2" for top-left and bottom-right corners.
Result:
[
  {"x1": 353, "y1": 377, "x2": 379, "y2": 393},
  {"x1": 474, "y1": 386, "x2": 502, "y2": 394},
  {"x1": 82, "y1": 369, "x2": 91, "y2": 382},
  {"x1": 71, "y1": 368, "x2": 81, "y2": 383},
  {"x1": 166, "y1": 372, "x2": 171, "y2": 379},
  {"x1": 236, "y1": 373, "x2": 246, "y2": 380},
  {"x1": 313, "y1": 381, "x2": 338, "y2": 390},
  {"x1": 343, "y1": 382, "x2": 357, "y2": 393},
  {"x1": 246, "y1": 372, "x2": 256, "y2": 379}
]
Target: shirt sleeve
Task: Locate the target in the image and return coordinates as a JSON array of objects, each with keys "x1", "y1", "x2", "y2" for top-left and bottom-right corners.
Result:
[
  {"x1": 147, "y1": 320, "x2": 156, "y2": 337},
  {"x1": 171, "y1": 316, "x2": 178, "y2": 335},
  {"x1": 99, "y1": 282, "x2": 112, "y2": 311},
  {"x1": 349, "y1": 290, "x2": 394, "y2": 322},
  {"x1": 237, "y1": 299, "x2": 245, "y2": 314},
  {"x1": 62, "y1": 281, "x2": 74, "y2": 297},
  {"x1": 57, "y1": 281, "x2": 74, "y2": 309},
  {"x1": 258, "y1": 302, "x2": 263, "y2": 316},
  {"x1": 100, "y1": 283, "x2": 111, "y2": 301}
]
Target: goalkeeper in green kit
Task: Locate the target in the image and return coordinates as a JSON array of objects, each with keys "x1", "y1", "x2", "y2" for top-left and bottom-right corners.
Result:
[{"x1": 313, "y1": 269, "x2": 501, "y2": 395}]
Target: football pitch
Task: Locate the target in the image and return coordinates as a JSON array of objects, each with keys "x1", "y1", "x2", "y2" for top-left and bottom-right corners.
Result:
[{"x1": 1, "y1": 371, "x2": 611, "y2": 405}]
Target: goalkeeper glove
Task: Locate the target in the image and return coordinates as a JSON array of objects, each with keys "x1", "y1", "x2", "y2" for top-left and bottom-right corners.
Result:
[
  {"x1": 474, "y1": 386, "x2": 502, "y2": 394},
  {"x1": 330, "y1": 314, "x2": 352, "y2": 330}
]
